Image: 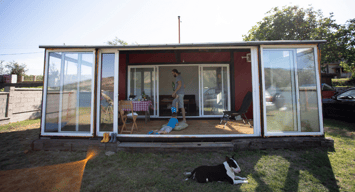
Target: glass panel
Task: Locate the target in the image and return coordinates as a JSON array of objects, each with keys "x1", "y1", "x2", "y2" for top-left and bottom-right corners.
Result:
[
  {"x1": 44, "y1": 52, "x2": 93, "y2": 133},
  {"x1": 158, "y1": 66, "x2": 199, "y2": 116},
  {"x1": 78, "y1": 54, "x2": 93, "y2": 132},
  {"x1": 99, "y1": 53, "x2": 115, "y2": 132},
  {"x1": 263, "y1": 50, "x2": 298, "y2": 132},
  {"x1": 45, "y1": 53, "x2": 61, "y2": 132},
  {"x1": 129, "y1": 68, "x2": 156, "y2": 116},
  {"x1": 203, "y1": 67, "x2": 228, "y2": 115},
  {"x1": 61, "y1": 53, "x2": 78, "y2": 132},
  {"x1": 296, "y1": 48, "x2": 320, "y2": 132}
]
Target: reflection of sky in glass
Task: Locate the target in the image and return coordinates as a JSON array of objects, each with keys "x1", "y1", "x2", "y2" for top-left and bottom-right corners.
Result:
[
  {"x1": 47, "y1": 52, "x2": 93, "y2": 86},
  {"x1": 263, "y1": 50, "x2": 292, "y2": 69},
  {"x1": 101, "y1": 54, "x2": 115, "y2": 79},
  {"x1": 296, "y1": 48, "x2": 314, "y2": 70}
]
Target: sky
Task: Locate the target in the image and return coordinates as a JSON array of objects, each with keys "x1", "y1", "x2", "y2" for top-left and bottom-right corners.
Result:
[{"x1": 0, "y1": 0, "x2": 354, "y2": 75}]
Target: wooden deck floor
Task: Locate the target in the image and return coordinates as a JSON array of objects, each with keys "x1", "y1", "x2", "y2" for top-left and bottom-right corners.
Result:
[{"x1": 122, "y1": 119, "x2": 254, "y2": 135}]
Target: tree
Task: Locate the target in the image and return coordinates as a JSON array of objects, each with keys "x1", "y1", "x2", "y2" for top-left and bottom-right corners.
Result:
[
  {"x1": 0, "y1": 60, "x2": 4, "y2": 75},
  {"x1": 5, "y1": 61, "x2": 28, "y2": 76},
  {"x1": 242, "y1": 5, "x2": 340, "y2": 64},
  {"x1": 338, "y1": 19, "x2": 355, "y2": 80},
  {"x1": 106, "y1": 37, "x2": 128, "y2": 46}
]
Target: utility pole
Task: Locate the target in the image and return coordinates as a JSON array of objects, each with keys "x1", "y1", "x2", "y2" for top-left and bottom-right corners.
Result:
[{"x1": 178, "y1": 16, "x2": 181, "y2": 44}]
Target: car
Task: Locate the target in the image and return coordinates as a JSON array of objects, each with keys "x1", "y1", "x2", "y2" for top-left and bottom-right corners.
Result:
[
  {"x1": 321, "y1": 83, "x2": 337, "y2": 99},
  {"x1": 265, "y1": 86, "x2": 285, "y2": 109},
  {"x1": 299, "y1": 83, "x2": 337, "y2": 99},
  {"x1": 322, "y1": 87, "x2": 355, "y2": 120}
]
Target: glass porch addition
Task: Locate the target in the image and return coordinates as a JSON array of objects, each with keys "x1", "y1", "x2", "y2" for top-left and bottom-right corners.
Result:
[
  {"x1": 262, "y1": 47, "x2": 322, "y2": 136},
  {"x1": 43, "y1": 52, "x2": 94, "y2": 135}
]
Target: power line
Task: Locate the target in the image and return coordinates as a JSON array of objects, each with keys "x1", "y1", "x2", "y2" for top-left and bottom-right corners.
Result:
[{"x1": 0, "y1": 52, "x2": 43, "y2": 56}]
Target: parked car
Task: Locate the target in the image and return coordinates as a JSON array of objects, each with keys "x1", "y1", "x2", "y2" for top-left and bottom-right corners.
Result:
[
  {"x1": 265, "y1": 86, "x2": 285, "y2": 109},
  {"x1": 323, "y1": 87, "x2": 355, "y2": 120},
  {"x1": 321, "y1": 83, "x2": 337, "y2": 99}
]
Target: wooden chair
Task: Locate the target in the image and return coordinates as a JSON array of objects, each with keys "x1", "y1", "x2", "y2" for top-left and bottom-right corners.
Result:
[
  {"x1": 118, "y1": 100, "x2": 138, "y2": 134},
  {"x1": 101, "y1": 91, "x2": 114, "y2": 124}
]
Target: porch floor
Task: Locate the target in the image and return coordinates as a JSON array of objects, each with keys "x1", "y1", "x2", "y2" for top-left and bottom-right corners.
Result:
[{"x1": 124, "y1": 119, "x2": 254, "y2": 135}]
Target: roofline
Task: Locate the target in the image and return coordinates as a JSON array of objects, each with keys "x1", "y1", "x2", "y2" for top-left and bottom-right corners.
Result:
[{"x1": 39, "y1": 40, "x2": 326, "y2": 49}]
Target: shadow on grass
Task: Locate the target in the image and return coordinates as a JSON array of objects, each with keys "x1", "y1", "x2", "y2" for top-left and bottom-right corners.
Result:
[
  {"x1": 0, "y1": 121, "x2": 341, "y2": 191},
  {"x1": 79, "y1": 147, "x2": 339, "y2": 191},
  {"x1": 0, "y1": 126, "x2": 101, "y2": 191}
]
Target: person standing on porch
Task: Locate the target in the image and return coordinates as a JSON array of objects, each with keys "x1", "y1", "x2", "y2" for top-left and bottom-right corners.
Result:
[{"x1": 172, "y1": 69, "x2": 186, "y2": 123}]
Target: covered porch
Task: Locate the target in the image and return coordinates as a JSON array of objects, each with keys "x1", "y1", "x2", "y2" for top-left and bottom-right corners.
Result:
[{"x1": 130, "y1": 119, "x2": 254, "y2": 135}]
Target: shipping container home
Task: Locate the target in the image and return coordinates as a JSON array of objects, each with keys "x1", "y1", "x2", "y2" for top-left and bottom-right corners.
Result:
[{"x1": 39, "y1": 40, "x2": 325, "y2": 141}]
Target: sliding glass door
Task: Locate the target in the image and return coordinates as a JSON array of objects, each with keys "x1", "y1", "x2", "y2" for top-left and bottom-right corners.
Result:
[
  {"x1": 201, "y1": 66, "x2": 230, "y2": 116},
  {"x1": 97, "y1": 51, "x2": 119, "y2": 136},
  {"x1": 262, "y1": 47, "x2": 322, "y2": 136},
  {"x1": 42, "y1": 51, "x2": 94, "y2": 136},
  {"x1": 128, "y1": 65, "x2": 230, "y2": 118},
  {"x1": 128, "y1": 66, "x2": 157, "y2": 116}
]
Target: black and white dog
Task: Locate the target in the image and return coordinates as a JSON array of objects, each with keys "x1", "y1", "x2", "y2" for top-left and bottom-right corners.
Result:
[{"x1": 184, "y1": 156, "x2": 248, "y2": 185}]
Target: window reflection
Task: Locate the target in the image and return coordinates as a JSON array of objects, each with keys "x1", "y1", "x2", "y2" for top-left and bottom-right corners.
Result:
[{"x1": 45, "y1": 52, "x2": 93, "y2": 133}]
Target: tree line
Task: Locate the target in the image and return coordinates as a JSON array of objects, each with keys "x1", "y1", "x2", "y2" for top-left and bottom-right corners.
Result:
[
  {"x1": 243, "y1": 5, "x2": 355, "y2": 80},
  {"x1": 0, "y1": 60, "x2": 28, "y2": 76}
]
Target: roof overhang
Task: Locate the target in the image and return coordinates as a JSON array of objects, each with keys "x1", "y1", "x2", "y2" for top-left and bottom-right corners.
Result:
[{"x1": 39, "y1": 40, "x2": 327, "y2": 50}]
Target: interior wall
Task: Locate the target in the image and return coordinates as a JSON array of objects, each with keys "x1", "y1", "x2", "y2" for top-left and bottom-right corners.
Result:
[{"x1": 159, "y1": 66, "x2": 199, "y2": 108}]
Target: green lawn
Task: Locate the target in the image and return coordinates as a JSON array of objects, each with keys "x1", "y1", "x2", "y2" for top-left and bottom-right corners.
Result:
[
  {"x1": 331, "y1": 78, "x2": 354, "y2": 87},
  {"x1": 0, "y1": 118, "x2": 354, "y2": 191},
  {"x1": 0, "y1": 119, "x2": 41, "y2": 132}
]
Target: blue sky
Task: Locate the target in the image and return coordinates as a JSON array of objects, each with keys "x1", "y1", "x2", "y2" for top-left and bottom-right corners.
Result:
[{"x1": 1, "y1": 0, "x2": 354, "y2": 75}]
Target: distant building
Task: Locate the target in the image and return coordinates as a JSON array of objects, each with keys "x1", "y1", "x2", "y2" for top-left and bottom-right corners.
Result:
[{"x1": 322, "y1": 62, "x2": 352, "y2": 78}]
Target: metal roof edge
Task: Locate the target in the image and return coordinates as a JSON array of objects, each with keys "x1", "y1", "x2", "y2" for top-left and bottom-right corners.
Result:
[{"x1": 39, "y1": 40, "x2": 327, "y2": 49}]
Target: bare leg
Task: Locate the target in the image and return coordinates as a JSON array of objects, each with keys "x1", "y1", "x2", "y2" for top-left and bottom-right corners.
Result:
[{"x1": 182, "y1": 107, "x2": 186, "y2": 122}]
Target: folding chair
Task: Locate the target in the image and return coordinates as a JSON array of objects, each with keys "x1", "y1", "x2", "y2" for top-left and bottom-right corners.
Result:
[
  {"x1": 119, "y1": 100, "x2": 138, "y2": 134},
  {"x1": 220, "y1": 91, "x2": 253, "y2": 128}
]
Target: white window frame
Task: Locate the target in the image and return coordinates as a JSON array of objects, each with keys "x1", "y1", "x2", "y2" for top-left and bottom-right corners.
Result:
[
  {"x1": 127, "y1": 65, "x2": 158, "y2": 117},
  {"x1": 260, "y1": 45, "x2": 324, "y2": 136},
  {"x1": 200, "y1": 64, "x2": 231, "y2": 117},
  {"x1": 41, "y1": 49, "x2": 96, "y2": 137},
  {"x1": 96, "y1": 49, "x2": 119, "y2": 136}
]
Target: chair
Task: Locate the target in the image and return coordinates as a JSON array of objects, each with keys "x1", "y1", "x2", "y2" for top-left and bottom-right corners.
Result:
[
  {"x1": 101, "y1": 91, "x2": 114, "y2": 124},
  {"x1": 220, "y1": 91, "x2": 253, "y2": 128},
  {"x1": 119, "y1": 100, "x2": 138, "y2": 134}
]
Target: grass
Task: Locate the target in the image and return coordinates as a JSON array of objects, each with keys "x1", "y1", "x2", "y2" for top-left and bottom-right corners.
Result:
[
  {"x1": 0, "y1": 117, "x2": 354, "y2": 191},
  {"x1": 0, "y1": 118, "x2": 41, "y2": 132},
  {"x1": 331, "y1": 78, "x2": 354, "y2": 87}
]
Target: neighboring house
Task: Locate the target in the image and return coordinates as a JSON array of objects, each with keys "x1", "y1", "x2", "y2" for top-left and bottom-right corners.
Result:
[
  {"x1": 39, "y1": 40, "x2": 325, "y2": 140},
  {"x1": 322, "y1": 62, "x2": 352, "y2": 78}
]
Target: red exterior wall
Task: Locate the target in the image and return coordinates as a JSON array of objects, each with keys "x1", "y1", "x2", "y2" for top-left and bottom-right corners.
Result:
[
  {"x1": 129, "y1": 53, "x2": 177, "y2": 63},
  {"x1": 119, "y1": 54, "x2": 127, "y2": 100},
  {"x1": 181, "y1": 52, "x2": 230, "y2": 62},
  {"x1": 234, "y1": 52, "x2": 253, "y2": 118}
]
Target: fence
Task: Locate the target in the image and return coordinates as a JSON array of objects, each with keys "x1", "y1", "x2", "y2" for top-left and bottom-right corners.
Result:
[{"x1": 0, "y1": 86, "x2": 43, "y2": 125}]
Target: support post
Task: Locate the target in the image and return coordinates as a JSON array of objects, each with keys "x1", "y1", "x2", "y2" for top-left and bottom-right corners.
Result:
[
  {"x1": 4, "y1": 86, "x2": 15, "y2": 119},
  {"x1": 178, "y1": 16, "x2": 181, "y2": 44}
]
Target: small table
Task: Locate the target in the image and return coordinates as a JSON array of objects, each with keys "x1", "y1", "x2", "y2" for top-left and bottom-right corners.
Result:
[{"x1": 121, "y1": 100, "x2": 152, "y2": 123}]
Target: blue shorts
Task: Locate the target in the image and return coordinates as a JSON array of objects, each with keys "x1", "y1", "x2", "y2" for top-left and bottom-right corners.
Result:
[{"x1": 172, "y1": 94, "x2": 184, "y2": 109}]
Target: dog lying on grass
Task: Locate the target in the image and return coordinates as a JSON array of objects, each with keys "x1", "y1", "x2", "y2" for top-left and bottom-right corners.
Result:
[{"x1": 184, "y1": 155, "x2": 248, "y2": 185}]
